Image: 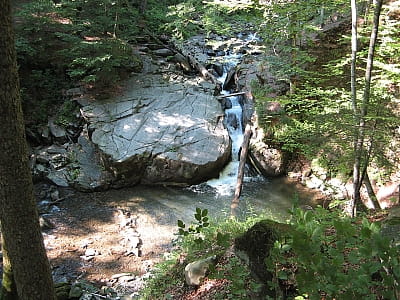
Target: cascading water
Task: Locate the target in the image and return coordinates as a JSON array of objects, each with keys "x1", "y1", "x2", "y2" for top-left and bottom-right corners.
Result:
[
  {"x1": 109, "y1": 35, "x2": 323, "y2": 226},
  {"x1": 207, "y1": 57, "x2": 248, "y2": 195}
]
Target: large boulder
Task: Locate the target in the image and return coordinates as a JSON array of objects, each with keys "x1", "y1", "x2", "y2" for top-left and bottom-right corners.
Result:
[
  {"x1": 81, "y1": 73, "x2": 231, "y2": 187},
  {"x1": 233, "y1": 56, "x2": 289, "y2": 177}
]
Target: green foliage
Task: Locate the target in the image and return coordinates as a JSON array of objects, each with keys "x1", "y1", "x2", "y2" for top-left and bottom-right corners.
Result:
[
  {"x1": 13, "y1": 0, "x2": 144, "y2": 124},
  {"x1": 161, "y1": 0, "x2": 201, "y2": 39},
  {"x1": 55, "y1": 100, "x2": 80, "y2": 127},
  {"x1": 254, "y1": 1, "x2": 400, "y2": 179},
  {"x1": 177, "y1": 207, "x2": 210, "y2": 243},
  {"x1": 267, "y1": 207, "x2": 400, "y2": 299},
  {"x1": 143, "y1": 210, "x2": 264, "y2": 299},
  {"x1": 62, "y1": 38, "x2": 138, "y2": 86},
  {"x1": 150, "y1": 0, "x2": 262, "y2": 39},
  {"x1": 257, "y1": 0, "x2": 347, "y2": 87}
]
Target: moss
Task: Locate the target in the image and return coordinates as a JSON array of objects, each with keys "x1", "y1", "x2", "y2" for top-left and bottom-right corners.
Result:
[
  {"x1": 0, "y1": 245, "x2": 18, "y2": 300},
  {"x1": 234, "y1": 219, "x2": 292, "y2": 287}
]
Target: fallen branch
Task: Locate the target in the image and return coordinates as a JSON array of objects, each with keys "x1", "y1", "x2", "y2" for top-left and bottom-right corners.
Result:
[
  {"x1": 217, "y1": 92, "x2": 246, "y2": 99},
  {"x1": 231, "y1": 123, "x2": 252, "y2": 217},
  {"x1": 143, "y1": 29, "x2": 218, "y2": 84},
  {"x1": 49, "y1": 196, "x2": 68, "y2": 205}
]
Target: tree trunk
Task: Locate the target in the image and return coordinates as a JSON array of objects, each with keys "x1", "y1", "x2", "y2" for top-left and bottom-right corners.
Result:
[
  {"x1": 0, "y1": 1, "x2": 56, "y2": 299},
  {"x1": 350, "y1": 0, "x2": 360, "y2": 217},
  {"x1": 231, "y1": 124, "x2": 252, "y2": 217},
  {"x1": 351, "y1": 0, "x2": 383, "y2": 217},
  {"x1": 0, "y1": 233, "x2": 18, "y2": 300},
  {"x1": 363, "y1": 173, "x2": 381, "y2": 210}
]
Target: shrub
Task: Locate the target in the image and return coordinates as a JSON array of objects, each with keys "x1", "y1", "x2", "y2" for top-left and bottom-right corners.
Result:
[{"x1": 267, "y1": 207, "x2": 400, "y2": 299}]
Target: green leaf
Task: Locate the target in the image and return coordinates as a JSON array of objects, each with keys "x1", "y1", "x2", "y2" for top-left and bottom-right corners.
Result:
[
  {"x1": 177, "y1": 219, "x2": 185, "y2": 228},
  {"x1": 348, "y1": 250, "x2": 360, "y2": 264},
  {"x1": 195, "y1": 213, "x2": 202, "y2": 221},
  {"x1": 201, "y1": 209, "x2": 208, "y2": 217},
  {"x1": 196, "y1": 207, "x2": 201, "y2": 215}
]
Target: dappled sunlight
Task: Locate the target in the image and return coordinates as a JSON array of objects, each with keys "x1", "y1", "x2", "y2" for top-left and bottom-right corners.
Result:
[
  {"x1": 203, "y1": 0, "x2": 256, "y2": 9},
  {"x1": 156, "y1": 112, "x2": 196, "y2": 127}
]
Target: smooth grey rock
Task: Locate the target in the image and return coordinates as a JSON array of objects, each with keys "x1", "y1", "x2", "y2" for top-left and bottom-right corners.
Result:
[
  {"x1": 184, "y1": 256, "x2": 216, "y2": 286},
  {"x1": 48, "y1": 118, "x2": 68, "y2": 142},
  {"x1": 249, "y1": 142, "x2": 287, "y2": 177},
  {"x1": 67, "y1": 131, "x2": 112, "y2": 191},
  {"x1": 47, "y1": 169, "x2": 69, "y2": 187},
  {"x1": 173, "y1": 53, "x2": 192, "y2": 72},
  {"x1": 81, "y1": 73, "x2": 231, "y2": 187},
  {"x1": 153, "y1": 48, "x2": 174, "y2": 57}
]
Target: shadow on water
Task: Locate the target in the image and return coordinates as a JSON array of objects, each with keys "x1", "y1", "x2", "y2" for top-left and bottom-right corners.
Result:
[{"x1": 113, "y1": 176, "x2": 323, "y2": 224}]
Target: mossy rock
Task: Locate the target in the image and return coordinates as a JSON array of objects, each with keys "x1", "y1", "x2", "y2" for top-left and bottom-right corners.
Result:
[{"x1": 234, "y1": 219, "x2": 292, "y2": 284}]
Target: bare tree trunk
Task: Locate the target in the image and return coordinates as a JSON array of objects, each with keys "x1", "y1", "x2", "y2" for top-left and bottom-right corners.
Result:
[
  {"x1": 0, "y1": 1, "x2": 56, "y2": 299},
  {"x1": 350, "y1": 0, "x2": 360, "y2": 217},
  {"x1": 231, "y1": 124, "x2": 252, "y2": 217},
  {"x1": 363, "y1": 173, "x2": 381, "y2": 210},
  {"x1": 352, "y1": 0, "x2": 383, "y2": 216}
]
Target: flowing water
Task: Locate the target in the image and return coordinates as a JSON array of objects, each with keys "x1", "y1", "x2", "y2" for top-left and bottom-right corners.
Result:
[
  {"x1": 114, "y1": 56, "x2": 322, "y2": 227},
  {"x1": 74, "y1": 52, "x2": 323, "y2": 263}
]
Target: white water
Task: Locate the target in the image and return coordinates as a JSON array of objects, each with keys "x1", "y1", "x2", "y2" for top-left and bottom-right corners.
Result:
[
  {"x1": 207, "y1": 94, "x2": 243, "y2": 195},
  {"x1": 206, "y1": 58, "x2": 247, "y2": 195}
]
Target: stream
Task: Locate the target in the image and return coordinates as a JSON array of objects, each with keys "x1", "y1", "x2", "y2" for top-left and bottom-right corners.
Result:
[
  {"x1": 41, "y1": 36, "x2": 324, "y2": 289},
  {"x1": 113, "y1": 55, "x2": 322, "y2": 226}
]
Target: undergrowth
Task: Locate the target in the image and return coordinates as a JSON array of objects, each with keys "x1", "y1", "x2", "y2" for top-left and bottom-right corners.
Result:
[{"x1": 141, "y1": 206, "x2": 400, "y2": 299}]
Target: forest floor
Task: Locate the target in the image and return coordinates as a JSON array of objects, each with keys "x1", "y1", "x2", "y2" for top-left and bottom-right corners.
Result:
[{"x1": 39, "y1": 184, "x2": 180, "y2": 295}]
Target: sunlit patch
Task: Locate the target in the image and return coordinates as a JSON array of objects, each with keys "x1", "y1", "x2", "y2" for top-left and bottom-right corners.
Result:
[
  {"x1": 84, "y1": 36, "x2": 102, "y2": 41},
  {"x1": 156, "y1": 112, "x2": 196, "y2": 127},
  {"x1": 144, "y1": 126, "x2": 159, "y2": 133}
]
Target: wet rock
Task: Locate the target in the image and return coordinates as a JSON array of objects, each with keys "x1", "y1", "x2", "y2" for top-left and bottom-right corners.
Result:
[
  {"x1": 153, "y1": 48, "x2": 174, "y2": 57},
  {"x1": 223, "y1": 67, "x2": 236, "y2": 90},
  {"x1": 209, "y1": 62, "x2": 224, "y2": 77},
  {"x1": 220, "y1": 98, "x2": 233, "y2": 110}
]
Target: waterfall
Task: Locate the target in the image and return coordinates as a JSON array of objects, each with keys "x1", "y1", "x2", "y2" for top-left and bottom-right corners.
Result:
[{"x1": 206, "y1": 58, "x2": 245, "y2": 195}]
